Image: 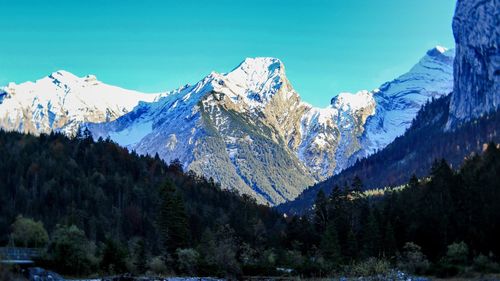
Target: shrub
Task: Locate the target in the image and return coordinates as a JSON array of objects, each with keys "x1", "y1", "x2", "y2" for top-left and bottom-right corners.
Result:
[
  {"x1": 11, "y1": 215, "x2": 49, "y2": 248},
  {"x1": 435, "y1": 242, "x2": 470, "y2": 277},
  {"x1": 446, "y1": 241, "x2": 468, "y2": 265},
  {"x1": 176, "y1": 248, "x2": 200, "y2": 275},
  {"x1": 473, "y1": 253, "x2": 500, "y2": 273},
  {"x1": 147, "y1": 256, "x2": 169, "y2": 276},
  {"x1": 47, "y1": 224, "x2": 96, "y2": 276},
  {"x1": 350, "y1": 257, "x2": 391, "y2": 277},
  {"x1": 99, "y1": 239, "x2": 128, "y2": 274},
  {"x1": 397, "y1": 242, "x2": 430, "y2": 275}
]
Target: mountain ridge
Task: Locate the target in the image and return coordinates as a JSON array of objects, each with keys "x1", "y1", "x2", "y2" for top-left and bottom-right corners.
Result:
[
  {"x1": 86, "y1": 49, "x2": 454, "y2": 205},
  {"x1": 0, "y1": 47, "x2": 455, "y2": 205},
  {"x1": 0, "y1": 71, "x2": 160, "y2": 136}
]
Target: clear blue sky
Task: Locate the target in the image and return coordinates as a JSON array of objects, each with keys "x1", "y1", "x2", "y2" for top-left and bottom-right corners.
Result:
[{"x1": 0, "y1": 0, "x2": 456, "y2": 107}]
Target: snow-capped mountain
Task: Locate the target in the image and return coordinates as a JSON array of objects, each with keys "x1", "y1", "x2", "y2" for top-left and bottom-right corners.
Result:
[
  {"x1": 0, "y1": 71, "x2": 160, "y2": 136},
  {"x1": 353, "y1": 47, "x2": 455, "y2": 161},
  {"x1": 87, "y1": 47, "x2": 454, "y2": 205},
  {"x1": 88, "y1": 58, "x2": 316, "y2": 205},
  {"x1": 297, "y1": 46, "x2": 454, "y2": 179}
]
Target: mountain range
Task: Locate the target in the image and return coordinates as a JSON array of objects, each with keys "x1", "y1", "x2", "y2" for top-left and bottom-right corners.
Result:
[
  {"x1": 280, "y1": 0, "x2": 500, "y2": 213},
  {"x1": 0, "y1": 71, "x2": 160, "y2": 136},
  {"x1": 0, "y1": 47, "x2": 455, "y2": 205}
]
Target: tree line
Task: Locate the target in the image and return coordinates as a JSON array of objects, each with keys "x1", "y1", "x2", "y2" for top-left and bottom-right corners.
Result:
[{"x1": 0, "y1": 129, "x2": 499, "y2": 278}]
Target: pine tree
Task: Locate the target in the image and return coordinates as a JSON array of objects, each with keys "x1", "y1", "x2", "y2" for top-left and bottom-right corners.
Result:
[
  {"x1": 321, "y1": 222, "x2": 341, "y2": 265},
  {"x1": 134, "y1": 239, "x2": 147, "y2": 273},
  {"x1": 361, "y1": 210, "x2": 381, "y2": 258},
  {"x1": 383, "y1": 222, "x2": 397, "y2": 258},
  {"x1": 350, "y1": 176, "x2": 364, "y2": 193},
  {"x1": 314, "y1": 189, "x2": 329, "y2": 233},
  {"x1": 344, "y1": 228, "x2": 358, "y2": 261},
  {"x1": 408, "y1": 174, "x2": 419, "y2": 189},
  {"x1": 158, "y1": 180, "x2": 190, "y2": 256}
]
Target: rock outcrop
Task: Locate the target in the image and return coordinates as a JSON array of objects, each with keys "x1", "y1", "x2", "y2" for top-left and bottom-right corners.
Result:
[{"x1": 447, "y1": 0, "x2": 500, "y2": 128}]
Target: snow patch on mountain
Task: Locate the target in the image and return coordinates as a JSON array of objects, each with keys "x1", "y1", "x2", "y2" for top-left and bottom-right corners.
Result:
[
  {"x1": 355, "y1": 47, "x2": 455, "y2": 159},
  {"x1": 0, "y1": 71, "x2": 160, "y2": 136}
]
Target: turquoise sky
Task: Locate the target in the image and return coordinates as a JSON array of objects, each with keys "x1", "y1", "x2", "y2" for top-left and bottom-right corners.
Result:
[{"x1": 0, "y1": 0, "x2": 456, "y2": 107}]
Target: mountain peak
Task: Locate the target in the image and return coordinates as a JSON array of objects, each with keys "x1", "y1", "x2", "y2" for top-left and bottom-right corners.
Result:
[
  {"x1": 232, "y1": 57, "x2": 283, "y2": 73},
  {"x1": 49, "y1": 70, "x2": 78, "y2": 80},
  {"x1": 426, "y1": 45, "x2": 454, "y2": 59},
  {"x1": 435, "y1": 45, "x2": 448, "y2": 53},
  {"x1": 227, "y1": 57, "x2": 284, "y2": 82},
  {"x1": 220, "y1": 57, "x2": 286, "y2": 105},
  {"x1": 47, "y1": 71, "x2": 101, "y2": 86}
]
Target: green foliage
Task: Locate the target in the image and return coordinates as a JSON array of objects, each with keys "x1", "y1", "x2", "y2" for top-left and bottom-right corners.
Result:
[
  {"x1": 349, "y1": 257, "x2": 391, "y2": 277},
  {"x1": 1, "y1": 128, "x2": 500, "y2": 278},
  {"x1": 320, "y1": 223, "x2": 341, "y2": 266},
  {"x1": 213, "y1": 224, "x2": 241, "y2": 277},
  {"x1": 47, "y1": 224, "x2": 96, "y2": 276},
  {"x1": 473, "y1": 253, "x2": 500, "y2": 273},
  {"x1": 99, "y1": 238, "x2": 128, "y2": 274},
  {"x1": 129, "y1": 238, "x2": 147, "y2": 274},
  {"x1": 158, "y1": 180, "x2": 189, "y2": 255},
  {"x1": 147, "y1": 256, "x2": 169, "y2": 275},
  {"x1": 10, "y1": 215, "x2": 48, "y2": 248},
  {"x1": 294, "y1": 143, "x2": 500, "y2": 277},
  {"x1": 176, "y1": 248, "x2": 200, "y2": 275},
  {"x1": 361, "y1": 210, "x2": 381, "y2": 259},
  {"x1": 0, "y1": 130, "x2": 285, "y2": 277},
  {"x1": 446, "y1": 241, "x2": 469, "y2": 265},
  {"x1": 397, "y1": 242, "x2": 430, "y2": 275}
]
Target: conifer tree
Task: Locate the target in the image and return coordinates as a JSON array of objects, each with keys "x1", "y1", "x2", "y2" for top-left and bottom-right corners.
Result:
[
  {"x1": 344, "y1": 228, "x2": 358, "y2": 261},
  {"x1": 362, "y1": 210, "x2": 381, "y2": 258},
  {"x1": 158, "y1": 180, "x2": 190, "y2": 256},
  {"x1": 383, "y1": 222, "x2": 397, "y2": 258},
  {"x1": 314, "y1": 189, "x2": 329, "y2": 234},
  {"x1": 321, "y1": 222, "x2": 341, "y2": 265}
]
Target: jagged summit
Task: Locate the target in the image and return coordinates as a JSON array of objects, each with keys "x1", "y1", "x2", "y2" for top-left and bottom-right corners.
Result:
[
  {"x1": 228, "y1": 57, "x2": 283, "y2": 76},
  {"x1": 223, "y1": 57, "x2": 286, "y2": 105},
  {"x1": 170, "y1": 57, "x2": 289, "y2": 110}
]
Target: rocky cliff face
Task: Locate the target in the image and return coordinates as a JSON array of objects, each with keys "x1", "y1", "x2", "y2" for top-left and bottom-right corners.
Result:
[{"x1": 447, "y1": 0, "x2": 500, "y2": 128}]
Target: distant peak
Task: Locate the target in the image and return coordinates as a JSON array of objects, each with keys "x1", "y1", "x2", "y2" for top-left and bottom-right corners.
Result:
[
  {"x1": 426, "y1": 45, "x2": 453, "y2": 58},
  {"x1": 435, "y1": 45, "x2": 448, "y2": 53}
]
